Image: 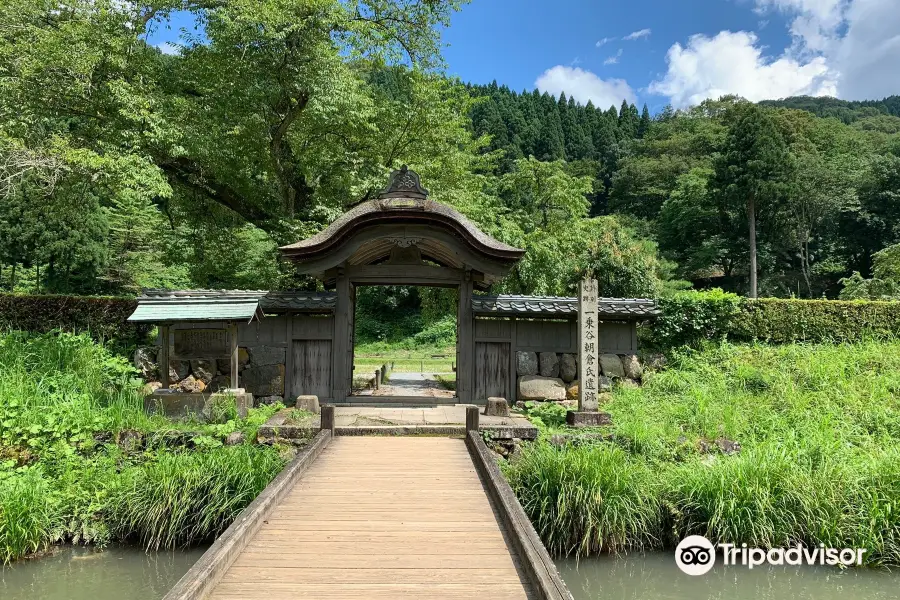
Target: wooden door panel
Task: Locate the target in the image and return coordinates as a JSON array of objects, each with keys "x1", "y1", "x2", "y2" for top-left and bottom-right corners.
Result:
[
  {"x1": 290, "y1": 340, "x2": 332, "y2": 399},
  {"x1": 474, "y1": 342, "x2": 509, "y2": 401}
]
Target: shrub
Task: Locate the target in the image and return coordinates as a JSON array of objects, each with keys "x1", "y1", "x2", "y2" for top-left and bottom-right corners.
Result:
[
  {"x1": 0, "y1": 293, "x2": 144, "y2": 347},
  {"x1": 643, "y1": 289, "x2": 900, "y2": 349},
  {"x1": 644, "y1": 289, "x2": 743, "y2": 348}
]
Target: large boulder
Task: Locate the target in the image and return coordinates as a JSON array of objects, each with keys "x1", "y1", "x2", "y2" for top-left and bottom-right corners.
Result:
[
  {"x1": 242, "y1": 364, "x2": 285, "y2": 396},
  {"x1": 559, "y1": 353, "x2": 577, "y2": 383},
  {"x1": 620, "y1": 354, "x2": 643, "y2": 380},
  {"x1": 190, "y1": 359, "x2": 216, "y2": 383},
  {"x1": 566, "y1": 380, "x2": 579, "y2": 400},
  {"x1": 539, "y1": 352, "x2": 560, "y2": 378},
  {"x1": 133, "y1": 347, "x2": 157, "y2": 380},
  {"x1": 518, "y1": 375, "x2": 566, "y2": 401},
  {"x1": 599, "y1": 354, "x2": 625, "y2": 379},
  {"x1": 516, "y1": 351, "x2": 538, "y2": 376},
  {"x1": 177, "y1": 374, "x2": 206, "y2": 394},
  {"x1": 248, "y1": 345, "x2": 285, "y2": 367},
  {"x1": 168, "y1": 359, "x2": 190, "y2": 382}
]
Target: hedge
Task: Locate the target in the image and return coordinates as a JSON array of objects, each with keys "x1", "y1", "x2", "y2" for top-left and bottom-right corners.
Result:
[
  {"x1": 643, "y1": 290, "x2": 900, "y2": 349},
  {"x1": 0, "y1": 293, "x2": 146, "y2": 345}
]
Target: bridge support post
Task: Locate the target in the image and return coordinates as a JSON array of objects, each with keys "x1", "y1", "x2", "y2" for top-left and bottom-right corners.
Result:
[
  {"x1": 321, "y1": 405, "x2": 335, "y2": 432},
  {"x1": 466, "y1": 405, "x2": 479, "y2": 432}
]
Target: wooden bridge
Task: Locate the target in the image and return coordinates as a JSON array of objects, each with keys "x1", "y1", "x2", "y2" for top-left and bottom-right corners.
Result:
[{"x1": 165, "y1": 409, "x2": 571, "y2": 600}]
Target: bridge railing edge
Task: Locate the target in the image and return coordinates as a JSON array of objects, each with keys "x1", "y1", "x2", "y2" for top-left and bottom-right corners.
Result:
[
  {"x1": 466, "y1": 430, "x2": 574, "y2": 600},
  {"x1": 163, "y1": 428, "x2": 333, "y2": 600}
]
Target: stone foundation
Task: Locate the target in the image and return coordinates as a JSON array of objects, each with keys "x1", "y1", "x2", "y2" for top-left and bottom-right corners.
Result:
[
  {"x1": 514, "y1": 351, "x2": 644, "y2": 402},
  {"x1": 135, "y1": 343, "x2": 287, "y2": 405},
  {"x1": 144, "y1": 390, "x2": 254, "y2": 420}
]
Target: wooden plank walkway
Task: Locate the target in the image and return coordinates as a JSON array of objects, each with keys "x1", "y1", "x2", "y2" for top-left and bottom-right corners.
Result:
[{"x1": 208, "y1": 436, "x2": 534, "y2": 600}]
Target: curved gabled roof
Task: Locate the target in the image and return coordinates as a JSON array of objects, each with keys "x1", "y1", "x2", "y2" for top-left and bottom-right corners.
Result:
[{"x1": 279, "y1": 196, "x2": 524, "y2": 267}]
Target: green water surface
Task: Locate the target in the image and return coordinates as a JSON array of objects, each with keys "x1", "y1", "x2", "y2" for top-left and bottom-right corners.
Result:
[
  {"x1": 556, "y1": 552, "x2": 898, "y2": 600},
  {"x1": 0, "y1": 545, "x2": 204, "y2": 600}
]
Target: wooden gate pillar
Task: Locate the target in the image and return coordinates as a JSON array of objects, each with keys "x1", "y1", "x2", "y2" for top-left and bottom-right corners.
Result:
[
  {"x1": 456, "y1": 274, "x2": 475, "y2": 403},
  {"x1": 332, "y1": 270, "x2": 352, "y2": 403}
]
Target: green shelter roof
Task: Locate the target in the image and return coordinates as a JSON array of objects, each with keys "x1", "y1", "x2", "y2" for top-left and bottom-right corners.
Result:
[
  {"x1": 128, "y1": 290, "x2": 267, "y2": 323},
  {"x1": 128, "y1": 289, "x2": 339, "y2": 323}
]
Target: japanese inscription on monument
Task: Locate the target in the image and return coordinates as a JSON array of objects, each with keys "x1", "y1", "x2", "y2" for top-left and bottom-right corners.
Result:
[
  {"x1": 578, "y1": 278, "x2": 600, "y2": 411},
  {"x1": 173, "y1": 329, "x2": 228, "y2": 358}
]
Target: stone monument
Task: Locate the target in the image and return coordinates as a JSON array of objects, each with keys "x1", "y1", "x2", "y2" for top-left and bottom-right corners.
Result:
[{"x1": 567, "y1": 278, "x2": 612, "y2": 427}]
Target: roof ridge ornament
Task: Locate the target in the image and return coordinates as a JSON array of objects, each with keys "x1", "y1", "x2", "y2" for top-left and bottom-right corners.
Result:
[{"x1": 378, "y1": 165, "x2": 429, "y2": 200}]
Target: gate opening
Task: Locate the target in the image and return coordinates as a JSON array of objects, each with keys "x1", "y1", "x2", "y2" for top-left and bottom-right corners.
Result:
[{"x1": 350, "y1": 285, "x2": 458, "y2": 400}]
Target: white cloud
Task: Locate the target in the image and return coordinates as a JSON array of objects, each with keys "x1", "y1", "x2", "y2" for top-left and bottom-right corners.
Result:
[
  {"x1": 623, "y1": 28, "x2": 652, "y2": 41},
  {"x1": 648, "y1": 31, "x2": 836, "y2": 108},
  {"x1": 834, "y1": 0, "x2": 900, "y2": 100},
  {"x1": 646, "y1": 0, "x2": 898, "y2": 107},
  {"x1": 535, "y1": 66, "x2": 636, "y2": 108},
  {"x1": 596, "y1": 37, "x2": 615, "y2": 47},
  {"x1": 604, "y1": 49, "x2": 623, "y2": 65},
  {"x1": 752, "y1": 0, "x2": 900, "y2": 100},
  {"x1": 156, "y1": 42, "x2": 180, "y2": 55}
]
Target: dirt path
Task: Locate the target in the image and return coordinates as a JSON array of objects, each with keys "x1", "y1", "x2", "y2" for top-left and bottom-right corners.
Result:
[{"x1": 372, "y1": 372, "x2": 454, "y2": 398}]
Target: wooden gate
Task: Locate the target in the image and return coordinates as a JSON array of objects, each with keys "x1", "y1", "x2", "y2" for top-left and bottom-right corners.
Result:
[
  {"x1": 474, "y1": 342, "x2": 510, "y2": 401},
  {"x1": 290, "y1": 340, "x2": 332, "y2": 399}
]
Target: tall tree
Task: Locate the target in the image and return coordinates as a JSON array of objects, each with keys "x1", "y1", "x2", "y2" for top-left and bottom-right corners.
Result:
[
  {"x1": 638, "y1": 104, "x2": 651, "y2": 138},
  {"x1": 712, "y1": 105, "x2": 794, "y2": 297}
]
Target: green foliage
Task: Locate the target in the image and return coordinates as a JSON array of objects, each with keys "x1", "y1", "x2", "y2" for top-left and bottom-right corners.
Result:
[
  {"x1": 519, "y1": 401, "x2": 568, "y2": 429},
  {"x1": 508, "y1": 340, "x2": 900, "y2": 563},
  {"x1": 112, "y1": 447, "x2": 283, "y2": 550},
  {"x1": 645, "y1": 289, "x2": 900, "y2": 349},
  {"x1": 411, "y1": 315, "x2": 457, "y2": 347},
  {"x1": 732, "y1": 298, "x2": 900, "y2": 343},
  {"x1": 0, "y1": 468, "x2": 56, "y2": 563},
  {"x1": 643, "y1": 289, "x2": 743, "y2": 349},
  {"x1": 0, "y1": 331, "x2": 288, "y2": 562},
  {"x1": 0, "y1": 294, "x2": 144, "y2": 345},
  {"x1": 511, "y1": 216, "x2": 676, "y2": 297},
  {"x1": 840, "y1": 243, "x2": 900, "y2": 300},
  {"x1": 503, "y1": 443, "x2": 664, "y2": 556}
]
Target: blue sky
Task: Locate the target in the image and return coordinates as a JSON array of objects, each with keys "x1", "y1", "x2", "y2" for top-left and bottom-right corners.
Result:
[
  {"x1": 148, "y1": 0, "x2": 900, "y2": 112},
  {"x1": 443, "y1": 0, "x2": 791, "y2": 112}
]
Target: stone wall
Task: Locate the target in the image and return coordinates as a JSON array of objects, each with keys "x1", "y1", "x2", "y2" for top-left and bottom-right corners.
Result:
[
  {"x1": 134, "y1": 344, "x2": 286, "y2": 404},
  {"x1": 514, "y1": 350, "x2": 643, "y2": 402}
]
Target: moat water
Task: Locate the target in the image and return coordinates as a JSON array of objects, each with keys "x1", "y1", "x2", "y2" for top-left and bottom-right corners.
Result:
[
  {"x1": 0, "y1": 545, "x2": 205, "y2": 600},
  {"x1": 3, "y1": 545, "x2": 897, "y2": 599},
  {"x1": 556, "y1": 552, "x2": 899, "y2": 600}
]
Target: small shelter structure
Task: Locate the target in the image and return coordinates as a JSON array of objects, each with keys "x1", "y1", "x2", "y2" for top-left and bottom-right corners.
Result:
[{"x1": 130, "y1": 168, "x2": 659, "y2": 407}]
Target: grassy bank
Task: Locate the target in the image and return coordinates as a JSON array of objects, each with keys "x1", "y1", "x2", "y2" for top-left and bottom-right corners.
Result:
[
  {"x1": 0, "y1": 331, "x2": 286, "y2": 563},
  {"x1": 506, "y1": 340, "x2": 900, "y2": 566}
]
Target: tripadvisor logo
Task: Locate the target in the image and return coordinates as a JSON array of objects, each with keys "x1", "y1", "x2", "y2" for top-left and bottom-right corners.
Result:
[{"x1": 675, "y1": 536, "x2": 867, "y2": 576}]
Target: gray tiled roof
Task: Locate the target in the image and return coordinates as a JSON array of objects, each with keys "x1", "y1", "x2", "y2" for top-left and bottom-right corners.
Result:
[
  {"x1": 471, "y1": 295, "x2": 660, "y2": 320},
  {"x1": 260, "y1": 291, "x2": 337, "y2": 312},
  {"x1": 129, "y1": 290, "x2": 337, "y2": 322}
]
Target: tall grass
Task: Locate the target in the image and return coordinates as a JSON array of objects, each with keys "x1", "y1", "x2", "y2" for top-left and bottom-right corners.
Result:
[
  {"x1": 113, "y1": 447, "x2": 284, "y2": 550},
  {"x1": 0, "y1": 331, "x2": 288, "y2": 562},
  {"x1": 506, "y1": 340, "x2": 900, "y2": 565},
  {"x1": 0, "y1": 469, "x2": 56, "y2": 563},
  {"x1": 505, "y1": 443, "x2": 664, "y2": 556},
  {"x1": 0, "y1": 331, "x2": 153, "y2": 450}
]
